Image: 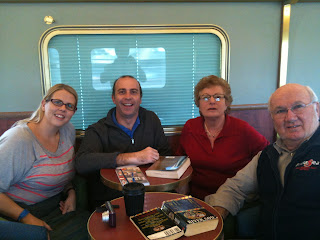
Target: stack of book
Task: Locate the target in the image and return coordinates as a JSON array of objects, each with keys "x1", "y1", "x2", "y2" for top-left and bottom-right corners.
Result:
[{"x1": 130, "y1": 196, "x2": 219, "y2": 240}]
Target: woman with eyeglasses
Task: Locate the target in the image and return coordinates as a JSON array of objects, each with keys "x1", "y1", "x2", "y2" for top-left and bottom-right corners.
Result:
[
  {"x1": 176, "y1": 75, "x2": 269, "y2": 200},
  {"x1": 0, "y1": 84, "x2": 88, "y2": 239}
]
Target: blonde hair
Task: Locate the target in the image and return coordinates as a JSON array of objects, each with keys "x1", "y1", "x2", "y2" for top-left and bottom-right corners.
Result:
[
  {"x1": 17, "y1": 84, "x2": 78, "y2": 125},
  {"x1": 194, "y1": 75, "x2": 233, "y2": 113}
]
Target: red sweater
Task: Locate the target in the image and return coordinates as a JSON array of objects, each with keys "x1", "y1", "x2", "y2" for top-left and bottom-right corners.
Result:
[{"x1": 176, "y1": 115, "x2": 269, "y2": 200}]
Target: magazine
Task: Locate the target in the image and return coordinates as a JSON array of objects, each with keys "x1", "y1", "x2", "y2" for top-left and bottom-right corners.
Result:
[{"x1": 115, "y1": 166, "x2": 150, "y2": 186}]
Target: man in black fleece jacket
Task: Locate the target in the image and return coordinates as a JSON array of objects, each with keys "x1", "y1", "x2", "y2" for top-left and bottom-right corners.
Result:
[{"x1": 75, "y1": 75, "x2": 171, "y2": 209}]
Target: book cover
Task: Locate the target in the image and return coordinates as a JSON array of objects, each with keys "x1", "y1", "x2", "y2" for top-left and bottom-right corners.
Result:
[
  {"x1": 161, "y1": 196, "x2": 218, "y2": 237},
  {"x1": 115, "y1": 166, "x2": 150, "y2": 186},
  {"x1": 145, "y1": 156, "x2": 190, "y2": 179},
  {"x1": 130, "y1": 208, "x2": 184, "y2": 240}
]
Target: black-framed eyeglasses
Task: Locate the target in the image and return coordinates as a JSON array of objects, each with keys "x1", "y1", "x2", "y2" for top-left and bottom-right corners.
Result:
[
  {"x1": 48, "y1": 99, "x2": 77, "y2": 111},
  {"x1": 199, "y1": 94, "x2": 225, "y2": 102},
  {"x1": 272, "y1": 101, "x2": 315, "y2": 119}
]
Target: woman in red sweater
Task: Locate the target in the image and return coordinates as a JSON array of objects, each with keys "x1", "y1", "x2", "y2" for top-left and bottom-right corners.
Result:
[{"x1": 176, "y1": 75, "x2": 269, "y2": 200}]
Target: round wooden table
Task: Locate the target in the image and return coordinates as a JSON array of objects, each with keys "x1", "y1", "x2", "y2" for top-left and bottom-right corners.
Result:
[
  {"x1": 88, "y1": 192, "x2": 223, "y2": 240},
  {"x1": 100, "y1": 165, "x2": 193, "y2": 192}
]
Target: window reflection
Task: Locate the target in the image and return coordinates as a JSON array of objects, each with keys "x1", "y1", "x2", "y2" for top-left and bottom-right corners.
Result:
[{"x1": 91, "y1": 47, "x2": 166, "y2": 90}]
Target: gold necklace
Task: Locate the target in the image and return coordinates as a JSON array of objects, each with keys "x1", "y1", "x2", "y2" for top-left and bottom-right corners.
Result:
[{"x1": 204, "y1": 122, "x2": 221, "y2": 138}]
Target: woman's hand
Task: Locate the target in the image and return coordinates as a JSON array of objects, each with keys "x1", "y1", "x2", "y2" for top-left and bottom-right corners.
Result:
[
  {"x1": 59, "y1": 189, "x2": 76, "y2": 214},
  {"x1": 21, "y1": 213, "x2": 52, "y2": 231},
  {"x1": 0, "y1": 193, "x2": 52, "y2": 231}
]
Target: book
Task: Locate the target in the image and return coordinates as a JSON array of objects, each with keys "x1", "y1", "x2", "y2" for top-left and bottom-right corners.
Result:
[
  {"x1": 115, "y1": 166, "x2": 150, "y2": 186},
  {"x1": 161, "y1": 196, "x2": 219, "y2": 237},
  {"x1": 145, "y1": 156, "x2": 190, "y2": 179},
  {"x1": 130, "y1": 208, "x2": 184, "y2": 240},
  {"x1": 130, "y1": 196, "x2": 218, "y2": 239}
]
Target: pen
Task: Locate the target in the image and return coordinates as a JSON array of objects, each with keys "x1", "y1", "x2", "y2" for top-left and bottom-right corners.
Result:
[
  {"x1": 120, "y1": 169, "x2": 129, "y2": 184},
  {"x1": 132, "y1": 172, "x2": 136, "y2": 182}
]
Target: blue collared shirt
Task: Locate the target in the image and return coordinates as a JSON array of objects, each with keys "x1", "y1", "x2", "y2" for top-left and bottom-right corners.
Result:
[{"x1": 112, "y1": 110, "x2": 140, "y2": 144}]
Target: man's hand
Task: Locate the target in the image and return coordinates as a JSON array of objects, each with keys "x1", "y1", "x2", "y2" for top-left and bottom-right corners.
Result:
[
  {"x1": 21, "y1": 213, "x2": 52, "y2": 231},
  {"x1": 117, "y1": 147, "x2": 159, "y2": 166},
  {"x1": 60, "y1": 189, "x2": 76, "y2": 214},
  {"x1": 135, "y1": 147, "x2": 159, "y2": 163},
  {"x1": 214, "y1": 206, "x2": 229, "y2": 220}
]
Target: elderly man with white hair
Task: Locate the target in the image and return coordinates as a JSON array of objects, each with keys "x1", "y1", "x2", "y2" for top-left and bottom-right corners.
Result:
[{"x1": 205, "y1": 83, "x2": 320, "y2": 240}]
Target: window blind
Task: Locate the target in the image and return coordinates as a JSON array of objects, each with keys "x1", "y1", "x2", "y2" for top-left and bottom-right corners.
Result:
[{"x1": 48, "y1": 32, "x2": 223, "y2": 130}]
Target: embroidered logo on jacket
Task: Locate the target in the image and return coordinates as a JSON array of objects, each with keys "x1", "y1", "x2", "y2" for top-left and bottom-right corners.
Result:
[{"x1": 295, "y1": 159, "x2": 320, "y2": 170}]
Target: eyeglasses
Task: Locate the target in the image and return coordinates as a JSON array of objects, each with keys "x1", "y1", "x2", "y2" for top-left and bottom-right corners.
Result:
[
  {"x1": 48, "y1": 99, "x2": 77, "y2": 111},
  {"x1": 199, "y1": 94, "x2": 225, "y2": 102},
  {"x1": 271, "y1": 101, "x2": 315, "y2": 119}
]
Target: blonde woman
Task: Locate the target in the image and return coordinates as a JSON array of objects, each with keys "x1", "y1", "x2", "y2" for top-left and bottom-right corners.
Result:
[{"x1": 0, "y1": 84, "x2": 88, "y2": 239}]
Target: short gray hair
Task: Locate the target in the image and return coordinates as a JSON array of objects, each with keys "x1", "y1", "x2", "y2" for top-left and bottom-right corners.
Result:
[{"x1": 306, "y1": 85, "x2": 319, "y2": 102}]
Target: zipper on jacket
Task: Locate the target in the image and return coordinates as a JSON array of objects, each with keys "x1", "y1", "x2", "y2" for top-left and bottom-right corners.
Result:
[
  {"x1": 271, "y1": 151, "x2": 297, "y2": 239},
  {"x1": 131, "y1": 138, "x2": 134, "y2": 144},
  {"x1": 269, "y1": 152, "x2": 282, "y2": 240}
]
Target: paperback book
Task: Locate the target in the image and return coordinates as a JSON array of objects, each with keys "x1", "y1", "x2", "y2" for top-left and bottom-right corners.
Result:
[
  {"x1": 115, "y1": 166, "x2": 150, "y2": 186},
  {"x1": 145, "y1": 156, "x2": 190, "y2": 179},
  {"x1": 130, "y1": 208, "x2": 184, "y2": 240},
  {"x1": 161, "y1": 196, "x2": 218, "y2": 237},
  {"x1": 130, "y1": 196, "x2": 218, "y2": 239}
]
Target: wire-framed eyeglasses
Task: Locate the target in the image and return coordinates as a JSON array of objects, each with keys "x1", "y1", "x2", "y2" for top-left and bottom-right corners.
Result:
[
  {"x1": 199, "y1": 94, "x2": 225, "y2": 102},
  {"x1": 48, "y1": 99, "x2": 77, "y2": 111},
  {"x1": 271, "y1": 101, "x2": 315, "y2": 119}
]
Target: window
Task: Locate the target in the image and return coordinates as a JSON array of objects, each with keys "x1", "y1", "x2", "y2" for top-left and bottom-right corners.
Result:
[{"x1": 39, "y1": 25, "x2": 230, "y2": 130}]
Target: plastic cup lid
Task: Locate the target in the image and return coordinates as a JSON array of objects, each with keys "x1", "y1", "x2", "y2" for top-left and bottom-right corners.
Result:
[{"x1": 122, "y1": 182, "x2": 145, "y2": 194}]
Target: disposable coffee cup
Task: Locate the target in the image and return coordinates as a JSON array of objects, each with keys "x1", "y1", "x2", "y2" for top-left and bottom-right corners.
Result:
[{"x1": 122, "y1": 182, "x2": 145, "y2": 216}]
